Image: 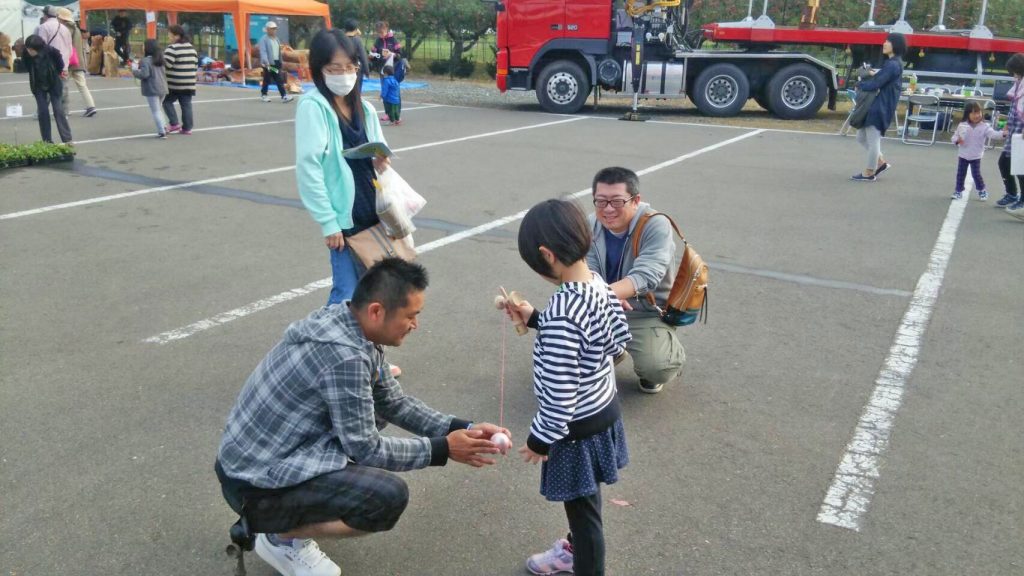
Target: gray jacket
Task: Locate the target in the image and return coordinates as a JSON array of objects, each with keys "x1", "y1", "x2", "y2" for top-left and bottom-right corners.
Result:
[
  {"x1": 586, "y1": 202, "x2": 676, "y2": 320},
  {"x1": 258, "y1": 34, "x2": 280, "y2": 67},
  {"x1": 132, "y1": 56, "x2": 167, "y2": 97}
]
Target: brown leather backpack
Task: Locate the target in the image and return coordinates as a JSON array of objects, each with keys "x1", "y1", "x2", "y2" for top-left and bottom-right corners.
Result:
[{"x1": 632, "y1": 212, "x2": 708, "y2": 326}]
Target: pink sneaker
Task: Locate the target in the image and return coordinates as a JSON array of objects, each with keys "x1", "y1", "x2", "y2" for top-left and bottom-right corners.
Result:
[
  {"x1": 166, "y1": 124, "x2": 181, "y2": 134},
  {"x1": 526, "y1": 538, "x2": 573, "y2": 575},
  {"x1": 180, "y1": 129, "x2": 192, "y2": 135}
]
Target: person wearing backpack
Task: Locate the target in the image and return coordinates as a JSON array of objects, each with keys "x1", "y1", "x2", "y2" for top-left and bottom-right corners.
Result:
[{"x1": 585, "y1": 167, "x2": 685, "y2": 395}]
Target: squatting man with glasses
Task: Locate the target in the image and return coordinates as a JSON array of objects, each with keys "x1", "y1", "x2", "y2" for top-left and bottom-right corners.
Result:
[{"x1": 216, "y1": 258, "x2": 510, "y2": 576}]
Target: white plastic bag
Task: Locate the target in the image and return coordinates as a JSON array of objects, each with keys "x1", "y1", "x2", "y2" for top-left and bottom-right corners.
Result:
[
  {"x1": 377, "y1": 167, "x2": 427, "y2": 216},
  {"x1": 375, "y1": 167, "x2": 425, "y2": 239},
  {"x1": 5, "y1": 103, "x2": 22, "y2": 117},
  {"x1": 1011, "y1": 134, "x2": 1024, "y2": 175}
]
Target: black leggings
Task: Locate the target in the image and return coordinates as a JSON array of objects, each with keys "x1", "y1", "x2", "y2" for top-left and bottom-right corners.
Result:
[
  {"x1": 998, "y1": 153, "x2": 1024, "y2": 196},
  {"x1": 565, "y1": 487, "x2": 604, "y2": 576}
]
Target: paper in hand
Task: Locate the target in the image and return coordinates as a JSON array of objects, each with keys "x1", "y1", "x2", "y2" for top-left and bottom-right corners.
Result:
[{"x1": 342, "y1": 141, "x2": 394, "y2": 160}]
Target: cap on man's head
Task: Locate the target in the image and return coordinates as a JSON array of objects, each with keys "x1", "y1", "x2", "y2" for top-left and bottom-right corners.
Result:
[
  {"x1": 266, "y1": 21, "x2": 278, "y2": 29},
  {"x1": 56, "y1": 7, "x2": 74, "y2": 23},
  {"x1": 43, "y1": 5, "x2": 58, "y2": 17}
]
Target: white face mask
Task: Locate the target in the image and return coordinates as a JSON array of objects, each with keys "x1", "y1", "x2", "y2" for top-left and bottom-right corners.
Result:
[{"x1": 324, "y1": 73, "x2": 357, "y2": 97}]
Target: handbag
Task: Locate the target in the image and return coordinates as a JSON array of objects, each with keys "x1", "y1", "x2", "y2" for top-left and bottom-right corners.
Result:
[
  {"x1": 1011, "y1": 134, "x2": 1024, "y2": 175},
  {"x1": 848, "y1": 89, "x2": 878, "y2": 130},
  {"x1": 346, "y1": 223, "x2": 416, "y2": 268}
]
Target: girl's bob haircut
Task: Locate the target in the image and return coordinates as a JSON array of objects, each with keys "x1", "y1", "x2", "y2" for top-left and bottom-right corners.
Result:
[{"x1": 518, "y1": 199, "x2": 592, "y2": 279}]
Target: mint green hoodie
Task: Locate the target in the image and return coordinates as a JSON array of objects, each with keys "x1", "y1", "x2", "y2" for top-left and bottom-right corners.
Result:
[{"x1": 295, "y1": 91, "x2": 386, "y2": 236}]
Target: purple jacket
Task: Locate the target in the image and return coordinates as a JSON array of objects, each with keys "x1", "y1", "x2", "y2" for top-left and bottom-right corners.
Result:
[{"x1": 952, "y1": 121, "x2": 1003, "y2": 161}]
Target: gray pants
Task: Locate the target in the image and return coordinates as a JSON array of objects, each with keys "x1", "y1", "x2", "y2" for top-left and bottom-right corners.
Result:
[
  {"x1": 34, "y1": 80, "x2": 72, "y2": 143},
  {"x1": 856, "y1": 126, "x2": 883, "y2": 172},
  {"x1": 145, "y1": 96, "x2": 165, "y2": 135},
  {"x1": 626, "y1": 316, "x2": 685, "y2": 385}
]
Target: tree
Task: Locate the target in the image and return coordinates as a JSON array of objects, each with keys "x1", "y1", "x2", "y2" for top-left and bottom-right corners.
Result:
[
  {"x1": 330, "y1": 0, "x2": 436, "y2": 60},
  {"x1": 434, "y1": 0, "x2": 493, "y2": 73}
]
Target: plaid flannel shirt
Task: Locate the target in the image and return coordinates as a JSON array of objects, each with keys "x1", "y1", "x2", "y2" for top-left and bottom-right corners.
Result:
[
  {"x1": 1004, "y1": 80, "x2": 1024, "y2": 157},
  {"x1": 218, "y1": 304, "x2": 461, "y2": 489}
]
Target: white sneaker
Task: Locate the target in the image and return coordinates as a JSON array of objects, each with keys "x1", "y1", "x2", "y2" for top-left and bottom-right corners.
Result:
[
  {"x1": 260, "y1": 95, "x2": 272, "y2": 102},
  {"x1": 282, "y1": 94, "x2": 294, "y2": 103},
  {"x1": 254, "y1": 534, "x2": 341, "y2": 576}
]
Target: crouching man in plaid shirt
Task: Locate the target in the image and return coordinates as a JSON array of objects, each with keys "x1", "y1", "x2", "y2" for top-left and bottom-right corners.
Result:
[{"x1": 216, "y1": 258, "x2": 509, "y2": 576}]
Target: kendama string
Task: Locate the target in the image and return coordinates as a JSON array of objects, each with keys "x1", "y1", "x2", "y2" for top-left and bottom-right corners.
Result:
[{"x1": 499, "y1": 309, "x2": 507, "y2": 428}]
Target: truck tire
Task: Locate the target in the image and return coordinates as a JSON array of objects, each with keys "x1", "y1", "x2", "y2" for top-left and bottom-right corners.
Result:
[
  {"x1": 536, "y1": 61, "x2": 590, "y2": 114},
  {"x1": 692, "y1": 63, "x2": 749, "y2": 117},
  {"x1": 766, "y1": 63, "x2": 827, "y2": 120}
]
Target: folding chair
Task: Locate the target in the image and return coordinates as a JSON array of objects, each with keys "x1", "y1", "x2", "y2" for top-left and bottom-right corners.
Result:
[{"x1": 902, "y1": 94, "x2": 942, "y2": 146}]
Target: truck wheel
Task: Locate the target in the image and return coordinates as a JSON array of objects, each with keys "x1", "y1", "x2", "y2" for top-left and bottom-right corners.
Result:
[
  {"x1": 766, "y1": 63, "x2": 827, "y2": 120},
  {"x1": 692, "y1": 63, "x2": 749, "y2": 117},
  {"x1": 536, "y1": 61, "x2": 590, "y2": 114}
]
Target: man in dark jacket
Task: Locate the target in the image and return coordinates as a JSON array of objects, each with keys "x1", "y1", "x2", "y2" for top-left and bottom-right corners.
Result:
[
  {"x1": 111, "y1": 9, "x2": 132, "y2": 64},
  {"x1": 23, "y1": 34, "x2": 72, "y2": 143},
  {"x1": 343, "y1": 18, "x2": 371, "y2": 79}
]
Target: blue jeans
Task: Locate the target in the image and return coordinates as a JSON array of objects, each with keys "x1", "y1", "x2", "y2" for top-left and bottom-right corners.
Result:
[{"x1": 328, "y1": 247, "x2": 361, "y2": 305}]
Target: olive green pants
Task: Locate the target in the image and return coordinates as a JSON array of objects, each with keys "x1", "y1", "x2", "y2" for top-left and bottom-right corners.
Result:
[{"x1": 626, "y1": 316, "x2": 685, "y2": 385}]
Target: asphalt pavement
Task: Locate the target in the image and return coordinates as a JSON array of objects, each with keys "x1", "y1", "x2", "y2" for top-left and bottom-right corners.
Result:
[{"x1": 1, "y1": 75, "x2": 1022, "y2": 576}]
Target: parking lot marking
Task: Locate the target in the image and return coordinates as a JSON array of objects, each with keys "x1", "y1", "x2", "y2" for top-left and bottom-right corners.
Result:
[
  {"x1": 143, "y1": 129, "x2": 763, "y2": 344},
  {"x1": 0, "y1": 87, "x2": 139, "y2": 100},
  {"x1": 817, "y1": 183, "x2": 970, "y2": 532},
  {"x1": 71, "y1": 105, "x2": 443, "y2": 145},
  {"x1": 0, "y1": 116, "x2": 588, "y2": 221},
  {"x1": 0, "y1": 96, "x2": 267, "y2": 121}
]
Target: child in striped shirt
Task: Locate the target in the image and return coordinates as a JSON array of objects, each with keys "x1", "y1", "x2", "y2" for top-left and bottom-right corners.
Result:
[{"x1": 505, "y1": 199, "x2": 631, "y2": 576}]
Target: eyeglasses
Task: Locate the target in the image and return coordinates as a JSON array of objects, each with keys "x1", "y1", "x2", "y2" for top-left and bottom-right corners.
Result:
[
  {"x1": 323, "y1": 64, "x2": 359, "y2": 74},
  {"x1": 593, "y1": 197, "x2": 634, "y2": 209}
]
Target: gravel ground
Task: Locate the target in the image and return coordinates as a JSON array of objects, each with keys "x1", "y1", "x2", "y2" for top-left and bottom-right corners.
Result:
[{"x1": 401, "y1": 74, "x2": 854, "y2": 133}]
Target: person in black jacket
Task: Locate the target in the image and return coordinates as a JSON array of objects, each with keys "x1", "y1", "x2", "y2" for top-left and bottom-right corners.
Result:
[
  {"x1": 111, "y1": 9, "x2": 132, "y2": 64},
  {"x1": 343, "y1": 18, "x2": 371, "y2": 79},
  {"x1": 851, "y1": 33, "x2": 906, "y2": 182},
  {"x1": 23, "y1": 34, "x2": 72, "y2": 144}
]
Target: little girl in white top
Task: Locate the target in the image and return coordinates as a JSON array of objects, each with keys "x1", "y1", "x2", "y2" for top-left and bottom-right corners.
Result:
[{"x1": 951, "y1": 101, "x2": 1004, "y2": 200}]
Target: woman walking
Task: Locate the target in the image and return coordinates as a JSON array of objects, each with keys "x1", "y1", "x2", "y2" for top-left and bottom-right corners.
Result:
[{"x1": 851, "y1": 33, "x2": 906, "y2": 183}]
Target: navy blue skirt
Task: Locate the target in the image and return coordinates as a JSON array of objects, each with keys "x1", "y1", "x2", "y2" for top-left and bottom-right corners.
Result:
[{"x1": 540, "y1": 417, "x2": 629, "y2": 502}]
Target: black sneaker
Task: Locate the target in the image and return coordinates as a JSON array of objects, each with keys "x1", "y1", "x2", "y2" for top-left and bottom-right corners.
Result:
[
  {"x1": 638, "y1": 379, "x2": 663, "y2": 394},
  {"x1": 996, "y1": 194, "x2": 1020, "y2": 207},
  {"x1": 874, "y1": 162, "x2": 890, "y2": 176},
  {"x1": 851, "y1": 173, "x2": 876, "y2": 182},
  {"x1": 83, "y1": 107, "x2": 97, "y2": 117}
]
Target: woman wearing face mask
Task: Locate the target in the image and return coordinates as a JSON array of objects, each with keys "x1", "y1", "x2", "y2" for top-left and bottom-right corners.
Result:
[{"x1": 296, "y1": 29, "x2": 390, "y2": 304}]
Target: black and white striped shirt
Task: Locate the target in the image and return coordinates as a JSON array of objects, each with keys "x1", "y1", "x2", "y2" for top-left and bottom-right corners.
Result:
[
  {"x1": 527, "y1": 274, "x2": 631, "y2": 452},
  {"x1": 163, "y1": 42, "x2": 198, "y2": 94}
]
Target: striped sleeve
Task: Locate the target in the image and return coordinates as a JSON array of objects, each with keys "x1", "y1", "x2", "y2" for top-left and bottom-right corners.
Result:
[
  {"x1": 164, "y1": 43, "x2": 198, "y2": 91},
  {"x1": 528, "y1": 312, "x2": 586, "y2": 448}
]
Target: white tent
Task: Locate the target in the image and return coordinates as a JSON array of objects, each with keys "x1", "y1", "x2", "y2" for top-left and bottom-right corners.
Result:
[
  {"x1": 1, "y1": 1, "x2": 79, "y2": 43},
  {"x1": 0, "y1": 0, "x2": 23, "y2": 41}
]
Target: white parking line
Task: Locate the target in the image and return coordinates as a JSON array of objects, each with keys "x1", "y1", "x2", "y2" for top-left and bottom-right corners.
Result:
[
  {"x1": 0, "y1": 87, "x2": 139, "y2": 100},
  {"x1": 72, "y1": 104, "x2": 442, "y2": 145},
  {"x1": 143, "y1": 129, "x2": 763, "y2": 344},
  {"x1": 0, "y1": 96, "x2": 262, "y2": 120},
  {"x1": 817, "y1": 181, "x2": 971, "y2": 532},
  {"x1": 0, "y1": 115, "x2": 585, "y2": 221}
]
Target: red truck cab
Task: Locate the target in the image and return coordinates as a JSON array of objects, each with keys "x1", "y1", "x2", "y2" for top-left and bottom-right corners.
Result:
[{"x1": 496, "y1": 0, "x2": 610, "y2": 94}]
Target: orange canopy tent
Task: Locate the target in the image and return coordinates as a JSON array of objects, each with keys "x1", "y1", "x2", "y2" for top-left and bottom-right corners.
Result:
[{"x1": 78, "y1": 0, "x2": 331, "y2": 76}]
